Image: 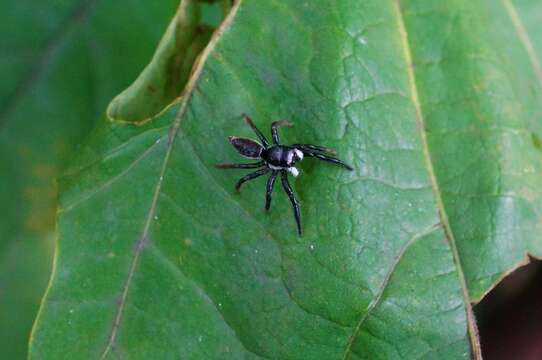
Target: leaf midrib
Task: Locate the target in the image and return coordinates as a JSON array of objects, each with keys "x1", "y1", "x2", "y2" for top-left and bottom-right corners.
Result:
[
  {"x1": 342, "y1": 1, "x2": 482, "y2": 359},
  {"x1": 98, "y1": 1, "x2": 243, "y2": 358}
]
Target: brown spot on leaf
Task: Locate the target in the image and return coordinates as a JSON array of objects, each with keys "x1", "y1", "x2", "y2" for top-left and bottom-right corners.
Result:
[
  {"x1": 32, "y1": 164, "x2": 56, "y2": 178},
  {"x1": 532, "y1": 133, "x2": 542, "y2": 151}
]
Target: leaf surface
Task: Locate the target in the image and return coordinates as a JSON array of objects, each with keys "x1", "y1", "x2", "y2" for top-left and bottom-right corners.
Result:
[{"x1": 31, "y1": 0, "x2": 542, "y2": 359}]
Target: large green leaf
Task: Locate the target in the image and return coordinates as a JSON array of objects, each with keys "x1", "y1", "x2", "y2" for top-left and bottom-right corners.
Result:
[
  {"x1": 30, "y1": 0, "x2": 542, "y2": 359},
  {"x1": 0, "y1": 0, "x2": 177, "y2": 358}
]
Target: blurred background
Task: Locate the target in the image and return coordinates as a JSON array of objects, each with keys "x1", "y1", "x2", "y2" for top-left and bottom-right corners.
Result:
[
  {"x1": 1, "y1": 1, "x2": 540, "y2": 359},
  {"x1": 0, "y1": 1, "x2": 179, "y2": 358}
]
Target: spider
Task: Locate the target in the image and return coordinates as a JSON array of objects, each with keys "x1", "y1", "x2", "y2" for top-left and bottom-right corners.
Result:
[{"x1": 216, "y1": 114, "x2": 353, "y2": 235}]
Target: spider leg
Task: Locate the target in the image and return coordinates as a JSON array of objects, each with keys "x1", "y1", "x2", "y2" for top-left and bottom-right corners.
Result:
[
  {"x1": 292, "y1": 144, "x2": 337, "y2": 155},
  {"x1": 271, "y1": 120, "x2": 293, "y2": 144},
  {"x1": 242, "y1": 114, "x2": 269, "y2": 148},
  {"x1": 281, "y1": 170, "x2": 302, "y2": 235},
  {"x1": 301, "y1": 150, "x2": 353, "y2": 170},
  {"x1": 216, "y1": 161, "x2": 264, "y2": 169},
  {"x1": 235, "y1": 167, "x2": 269, "y2": 192},
  {"x1": 265, "y1": 171, "x2": 279, "y2": 211}
]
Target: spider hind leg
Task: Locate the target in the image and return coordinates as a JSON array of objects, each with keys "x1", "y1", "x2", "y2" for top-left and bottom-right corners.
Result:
[
  {"x1": 216, "y1": 161, "x2": 264, "y2": 169},
  {"x1": 242, "y1": 114, "x2": 270, "y2": 147}
]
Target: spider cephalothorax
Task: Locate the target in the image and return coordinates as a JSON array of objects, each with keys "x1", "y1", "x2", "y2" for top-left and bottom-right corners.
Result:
[{"x1": 216, "y1": 114, "x2": 353, "y2": 235}]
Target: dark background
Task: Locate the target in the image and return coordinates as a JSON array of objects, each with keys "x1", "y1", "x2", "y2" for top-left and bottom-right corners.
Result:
[{"x1": 477, "y1": 258, "x2": 542, "y2": 360}]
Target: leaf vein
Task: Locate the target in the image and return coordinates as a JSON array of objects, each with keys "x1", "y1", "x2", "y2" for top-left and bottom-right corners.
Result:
[
  {"x1": 148, "y1": 245, "x2": 269, "y2": 360},
  {"x1": 502, "y1": 0, "x2": 542, "y2": 88},
  {"x1": 59, "y1": 138, "x2": 163, "y2": 213},
  {"x1": 341, "y1": 223, "x2": 441, "y2": 360}
]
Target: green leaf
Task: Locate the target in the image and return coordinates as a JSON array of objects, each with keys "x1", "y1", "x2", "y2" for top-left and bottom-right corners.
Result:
[
  {"x1": 0, "y1": 0, "x2": 177, "y2": 358},
  {"x1": 30, "y1": 0, "x2": 542, "y2": 359}
]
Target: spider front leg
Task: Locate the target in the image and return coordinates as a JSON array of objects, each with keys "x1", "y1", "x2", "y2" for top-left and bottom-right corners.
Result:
[
  {"x1": 281, "y1": 170, "x2": 302, "y2": 235},
  {"x1": 300, "y1": 148, "x2": 353, "y2": 171},
  {"x1": 271, "y1": 120, "x2": 293, "y2": 144},
  {"x1": 292, "y1": 144, "x2": 337, "y2": 155},
  {"x1": 265, "y1": 171, "x2": 279, "y2": 211},
  {"x1": 235, "y1": 167, "x2": 269, "y2": 192}
]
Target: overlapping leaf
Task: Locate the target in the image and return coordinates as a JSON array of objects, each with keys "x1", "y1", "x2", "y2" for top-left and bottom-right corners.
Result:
[
  {"x1": 107, "y1": 0, "x2": 231, "y2": 124},
  {"x1": 30, "y1": 0, "x2": 542, "y2": 359}
]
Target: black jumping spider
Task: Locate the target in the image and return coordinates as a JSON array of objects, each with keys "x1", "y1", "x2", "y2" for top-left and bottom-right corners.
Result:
[{"x1": 216, "y1": 114, "x2": 353, "y2": 235}]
